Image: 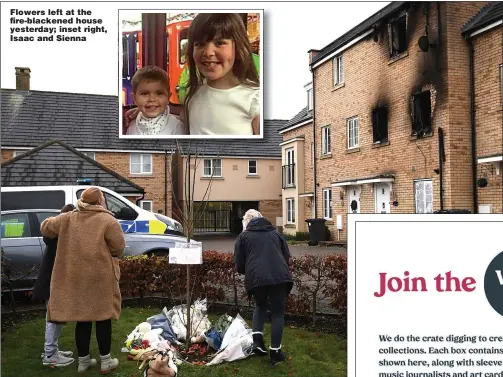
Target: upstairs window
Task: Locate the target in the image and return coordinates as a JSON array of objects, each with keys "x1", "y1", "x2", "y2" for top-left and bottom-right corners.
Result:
[
  {"x1": 412, "y1": 91, "x2": 432, "y2": 137},
  {"x1": 307, "y1": 87, "x2": 313, "y2": 111},
  {"x1": 203, "y1": 159, "x2": 222, "y2": 177},
  {"x1": 372, "y1": 106, "x2": 388, "y2": 143},
  {"x1": 389, "y1": 15, "x2": 407, "y2": 57},
  {"x1": 321, "y1": 126, "x2": 331, "y2": 155},
  {"x1": 333, "y1": 54, "x2": 344, "y2": 86}
]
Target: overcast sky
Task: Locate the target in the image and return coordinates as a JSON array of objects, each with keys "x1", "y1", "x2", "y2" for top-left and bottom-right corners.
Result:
[{"x1": 1, "y1": 1, "x2": 389, "y2": 120}]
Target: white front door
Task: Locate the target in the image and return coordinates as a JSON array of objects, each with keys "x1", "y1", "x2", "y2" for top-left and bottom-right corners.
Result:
[
  {"x1": 375, "y1": 183, "x2": 391, "y2": 214},
  {"x1": 348, "y1": 186, "x2": 361, "y2": 213}
]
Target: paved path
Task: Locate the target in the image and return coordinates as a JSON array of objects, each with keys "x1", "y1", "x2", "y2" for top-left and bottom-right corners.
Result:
[{"x1": 195, "y1": 235, "x2": 347, "y2": 257}]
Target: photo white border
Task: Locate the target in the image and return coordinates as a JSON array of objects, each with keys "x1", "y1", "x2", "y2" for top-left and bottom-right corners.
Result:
[{"x1": 118, "y1": 9, "x2": 264, "y2": 140}]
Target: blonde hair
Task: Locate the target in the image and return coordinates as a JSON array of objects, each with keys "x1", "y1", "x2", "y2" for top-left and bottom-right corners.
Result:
[{"x1": 242, "y1": 209, "x2": 262, "y2": 231}]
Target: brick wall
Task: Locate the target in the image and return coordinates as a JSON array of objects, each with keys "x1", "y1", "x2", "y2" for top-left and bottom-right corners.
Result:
[
  {"x1": 96, "y1": 152, "x2": 173, "y2": 216},
  {"x1": 473, "y1": 26, "x2": 503, "y2": 213},
  {"x1": 312, "y1": 2, "x2": 490, "y2": 240},
  {"x1": 1, "y1": 150, "x2": 13, "y2": 163},
  {"x1": 259, "y1": 199, "x2": 282, "y2": 226},
  {"x1": 443, "y1": 2, "x2": 489, "y2": 211}
]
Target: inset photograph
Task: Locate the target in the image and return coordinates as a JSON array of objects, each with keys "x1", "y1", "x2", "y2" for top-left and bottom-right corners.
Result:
[{"x1": 119, "y1": 11, "x2": 263, "y2": 138}]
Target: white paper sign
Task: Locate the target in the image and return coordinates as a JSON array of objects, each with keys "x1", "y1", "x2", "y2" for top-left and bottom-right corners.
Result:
[{"x1": 169, "y1": 242, "x2": 203, "y2": 265}]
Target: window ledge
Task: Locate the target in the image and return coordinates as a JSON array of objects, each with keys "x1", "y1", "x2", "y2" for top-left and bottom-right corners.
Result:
[
  {"x1": 346, "y1": 147, "x2": 360, "y2": 154},
  {"x1": 246, "y1": 175, "x2": 260, "y2": 179},
  {"x1": 320, "y1": 153, "x2": 332, "y2": 160},
  {"x1": 129, "y1": 173, "x2": 154, "y2": 178},
  {"x1": 388, "y1": 51, "x2": 409, "y2": 65},
  {"x1": 332, "y1": 82, "x2": 345, "y2": 92},
  {"x1": 285, "y1": 224, "x2": 296, "y2": 228},
  {"x1": 324, "y1": 220, "x2": 334, "y2": 225},
  {"x1": 283, "y1": 185, "x2": 296, "y2": 190},
  {"x1": 409, "y1": 132, "x2": 433, "y2": 141},
  {"x1": 372, "y1": 140, "x2": 390, "y2": 149},
  {"x1": 201, "y1": 176, "x2": 224, "y2": 180}
]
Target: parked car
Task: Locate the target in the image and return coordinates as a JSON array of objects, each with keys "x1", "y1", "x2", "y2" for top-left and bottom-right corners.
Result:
[
  {"x1": 1, "y1": 184, "x2": 184, "y2": 235},
  {"x1": 1, "y1": 209, "x2": 190, "y2": 293}
]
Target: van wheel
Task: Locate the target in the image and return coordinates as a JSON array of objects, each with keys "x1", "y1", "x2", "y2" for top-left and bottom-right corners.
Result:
[{"x1": 147, "y1": 250, "x2": 169, "y2": 257}]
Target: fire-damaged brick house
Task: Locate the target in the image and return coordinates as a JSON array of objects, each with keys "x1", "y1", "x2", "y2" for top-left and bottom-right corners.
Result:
[{"x1": 280, "y1": 1, "x2": 502, "y2": 239}]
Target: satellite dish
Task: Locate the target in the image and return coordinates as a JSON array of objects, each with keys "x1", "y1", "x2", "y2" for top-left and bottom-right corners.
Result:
[{"x1": 418, "y1": 36, "x2": 430, "y2": 52}]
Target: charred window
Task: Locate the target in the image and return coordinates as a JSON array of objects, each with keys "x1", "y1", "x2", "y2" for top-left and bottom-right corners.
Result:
[
  {"x1": 372, "y1": 106, "x2": 388, "y2": 143},
  {"x1": 389, "y1": 15, "x2": 407, "y2": 57},
  {"x1": 412, "y1": 91, "x2": 432, "y2": 136}
]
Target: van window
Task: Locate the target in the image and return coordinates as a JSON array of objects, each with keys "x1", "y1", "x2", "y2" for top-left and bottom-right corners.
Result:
[
  {"x1": 77, "y1": 189, "x2": 138, "y2": 219},
  {"x1": 1, "y1": 191, "x2": 65, "y2": 211}
]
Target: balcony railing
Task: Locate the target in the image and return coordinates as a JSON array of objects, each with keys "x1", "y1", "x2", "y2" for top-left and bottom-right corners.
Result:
[{"x1": 282, "y1": 163, "x2": 295, "y2": 189}]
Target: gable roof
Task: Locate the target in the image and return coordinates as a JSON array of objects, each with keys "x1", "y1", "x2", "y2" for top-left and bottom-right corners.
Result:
[
  {"x1": 279, "y1": 107, "x2": 313, "y2": 133},
  {"x1": 1, "y1": 140, "x2": 145, "y2": 194},
  {"x1": 462, "y1": 2, "x2": 503, "y2": 36},
  {"x1": 310, "y1": 2, "x2": 406, "y2": 67},
  {"x1": 0, "y1": 89, "x2": 286, "y2": 158}
]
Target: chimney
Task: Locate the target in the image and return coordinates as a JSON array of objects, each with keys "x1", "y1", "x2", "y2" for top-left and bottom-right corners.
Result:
[
  {"x1": 15, "y1": 67, "x2": 31, "y2": 91},
  {"x1": 308, "y1": 49, "x2": 320, "y2": 65}
]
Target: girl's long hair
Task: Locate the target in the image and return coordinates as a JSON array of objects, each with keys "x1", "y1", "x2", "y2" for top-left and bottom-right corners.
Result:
[{"x1": 184, "y1": 13, "x2": 260, "y2": 128}]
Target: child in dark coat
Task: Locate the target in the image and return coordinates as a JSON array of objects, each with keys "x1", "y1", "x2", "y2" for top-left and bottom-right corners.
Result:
[{"x1": 33, "y1": 204, "x2": 86, "y2": 368}]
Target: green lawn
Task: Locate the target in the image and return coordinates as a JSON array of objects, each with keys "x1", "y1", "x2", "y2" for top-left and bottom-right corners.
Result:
[{"x1": 2, "y1": 308, "x2": 346, "y2": 377}]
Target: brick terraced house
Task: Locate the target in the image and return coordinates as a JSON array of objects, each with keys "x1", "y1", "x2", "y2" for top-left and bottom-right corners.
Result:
[{"x1": 280, "y1": 2, "x2": 502, "y2": 240}]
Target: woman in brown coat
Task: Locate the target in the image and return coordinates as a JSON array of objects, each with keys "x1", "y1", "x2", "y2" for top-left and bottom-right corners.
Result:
[{"x1": 41, "y1": 187, "x2": 126, "y2": 374}]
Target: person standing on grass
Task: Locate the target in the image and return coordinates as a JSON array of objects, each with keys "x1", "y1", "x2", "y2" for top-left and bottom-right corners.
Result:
[
  {"x1": 234, "y1": 209, "x2": 294, "y2": 366},
  {"x1": 40, "y1": 187, "x2": 126, "y2": 374},
  {"x1": 33, "y1": 203, "x2": 76, "y2": 368}
]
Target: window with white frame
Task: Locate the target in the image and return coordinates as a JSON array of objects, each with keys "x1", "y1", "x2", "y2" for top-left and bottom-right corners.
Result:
[
  {"x1": 286, "y1": 198, "x2": 295, "y2": 223},
  {"x1": 347, "y1": 117, "x2": 359, "y2": 149},
  {"x1": 248, "y1": 160, "x2": 258, "y2": 175},
  {"x1": 203, "y1": 158, "x2": 222, "y2": 177},
  {"x1": 307, "y1": 87, "x2": 313, "y2": 111},
  {"x1": 414, "y1": 179, "x2": 433, "y2": 213},
  {"x1": 139, "y1": 200, "x2": 153, "y2": 212},
  {"x1": 82, "y1": 151, "x2": 96, "y2": 160},
  {"x1": 285, "y1": 148, "x2": 295, "y2": 187},
  {"x1": 321, "y1": 126, "x2": 331, "y2": 155},
  {"x1": 323, "y1": 188, "x2": 332, "y2": 219},
  {"x1": 333, "y1": 54, "x2": 344, "y2": 86},
  {"x1": 12, "y1": 150, "x2": 24, "y2": 158},
  {"x1": 130, "y1": 153, "x2": 152, "y2": 174}
]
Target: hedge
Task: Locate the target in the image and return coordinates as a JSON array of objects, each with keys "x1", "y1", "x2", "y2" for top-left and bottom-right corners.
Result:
[{"x1": 119, "y1": 251, "x2": 346, "y2": 324}]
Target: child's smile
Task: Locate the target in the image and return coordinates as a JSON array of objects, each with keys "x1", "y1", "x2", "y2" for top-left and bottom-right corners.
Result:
[
  {"x1": 194, "y1": 38, "x2": 236, "y2": 88},
  {"x1": 133, "y1": 81, "x2": 169, "y2": 118}
]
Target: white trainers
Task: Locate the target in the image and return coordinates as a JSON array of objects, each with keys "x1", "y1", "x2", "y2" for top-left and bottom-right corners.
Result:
[
  {"x1": 100, "y1": 354, "x2": 119, "y2": 374},
  {"x1": 78, "y1": 355, "x2": 98, "y2": 373},
  {"x1": 41, "y1": 350, "x2": 74, "y2": 359},
  {"x1": 42, "y1": 352, "x2": 74, "y2": 367}
]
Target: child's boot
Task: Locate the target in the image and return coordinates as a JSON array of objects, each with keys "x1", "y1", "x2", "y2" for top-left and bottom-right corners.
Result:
[
  {"x1": 100, "y1": 353, "x2": 119, "y2": 374},
  {"x1": 269, "y1": 345, "x2": 286, "y2": 366},
  {"x1": 252, "y1": 332, "x2": 268, "y2": 356},
  {"x1": 77, "y1": 355, "x2": 97, "y2": 372}
]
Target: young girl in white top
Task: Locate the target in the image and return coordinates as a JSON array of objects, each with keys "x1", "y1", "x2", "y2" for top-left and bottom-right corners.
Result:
[
  {"x1": 183, "y1": 13, "x2": 260, "y2": 136},
  {"x1": 126, "y1": 66, "x2": 186, "y2": 136}
]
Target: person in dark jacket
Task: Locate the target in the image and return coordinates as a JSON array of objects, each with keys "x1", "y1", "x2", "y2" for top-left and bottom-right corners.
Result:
[
  {"x1": 33, "y1": 204, "x2": 79, "y2": 368},
  {"x1": 234, "y1": 209, "x2": 293, "y2": 366}
]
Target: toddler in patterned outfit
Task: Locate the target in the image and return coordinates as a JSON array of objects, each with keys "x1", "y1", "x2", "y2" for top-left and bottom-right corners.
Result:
[{"x1": 126, "y1": 66, "x2": 186, "y2": 136}]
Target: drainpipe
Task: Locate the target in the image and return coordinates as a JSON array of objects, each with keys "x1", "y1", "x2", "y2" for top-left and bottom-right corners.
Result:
[
  {"x1": 311, "y1": 67, "x2": 318, "y2": 217},
  {"x1": 165, "y1": 150, "x2": 168, "y2": 215},
  {"x1": 436, "y1": 2, "x2": 441, "y2": 72},
  {"x1": 438, "y1": 127, "x2": 445, "y2": 210},
  {"x1": 468, "y1": 39, "x2": 478, "y2": 213}
]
